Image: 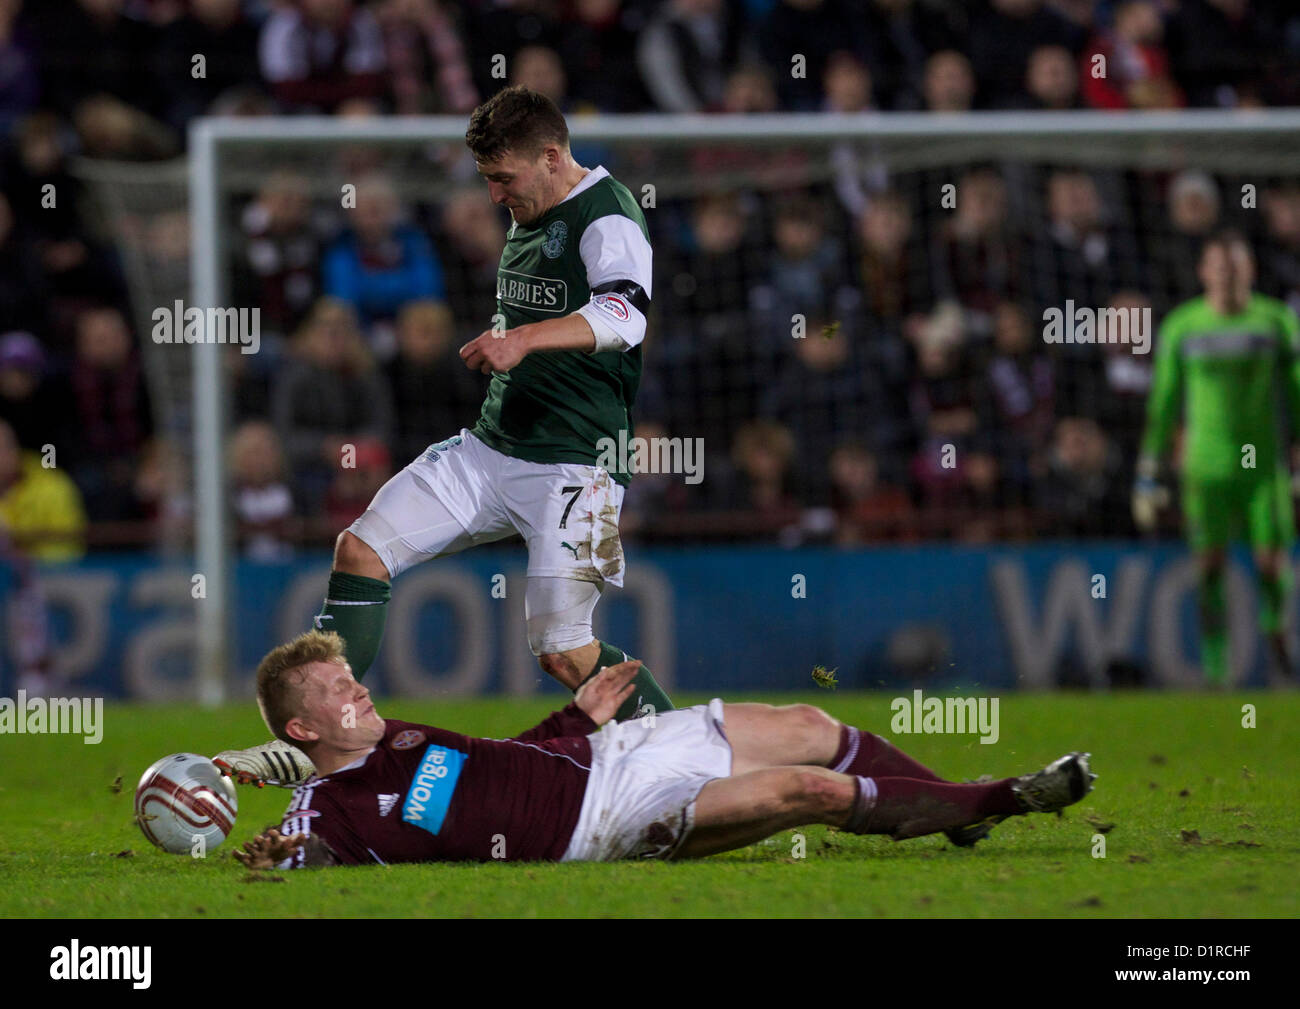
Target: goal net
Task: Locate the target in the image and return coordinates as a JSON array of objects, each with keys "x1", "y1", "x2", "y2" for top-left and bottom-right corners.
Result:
[{"x1": 74, "y1": 110, "x2": 1300, "y2": 697}]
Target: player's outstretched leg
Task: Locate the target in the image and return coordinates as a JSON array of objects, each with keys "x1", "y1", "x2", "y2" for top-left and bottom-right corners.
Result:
[
  {"x1": 721, "y1": 701, "x2": 1010, "y2": 846},
  {"x1": 676, "y1": 753, "x2": 1095, "y2": 859}
]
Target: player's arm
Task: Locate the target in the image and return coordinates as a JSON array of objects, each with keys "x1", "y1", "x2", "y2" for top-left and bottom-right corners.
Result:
[
  {"x1": 233, "y1": 827, "x2": 340, "y2": 870},
  {"x1": 1133, "y1": 313, "x2": 1182, "y2": 530},
  {"x1": 460, "y1": 214, "x2": 652, "y2": 373},
  {"x1": 511, "y1": 660, "x2": 641, "y2": 741},
  {"x1": 1277, "y1": 305, "x2": 1300, "y2": 440},
  {"x1": 1138, "y1": 312, "x2": 1184, "y2": 468}
]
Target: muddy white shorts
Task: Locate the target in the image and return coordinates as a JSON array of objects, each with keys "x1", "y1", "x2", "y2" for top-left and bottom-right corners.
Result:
[
  {"x1": 349, "y1": 429, "x2": 626, "y2": 586},
  {"x1": 562, "y1": 699, "x2": 733, "y2": 862}
]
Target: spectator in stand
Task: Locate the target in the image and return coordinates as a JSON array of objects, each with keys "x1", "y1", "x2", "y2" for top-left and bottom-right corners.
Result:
[
  {"x1": 0, "y1": 190, "x2": 48, "y2": 335},
  {"x1": 376, "y1": 0, "x2": 479, "y2": 115},
  {"x1": 235, "y1": 171, "x2": 322, "y2": 341},
  {"x1": 386, "y1": 300, "x2": 487, "y2": 465},
  {"x1": 823, "y1": 49, "x2": 874, "y2": 115},
  {"x1": 854, "y1": 191, "x2": 928, "y2": 325},
  {"x1": 322, "y1": 171, "x2": 445, "y2": 342},
  {"x1": 1036, "y1": 415, "x2": 1130, "y2": 536},
  {"x1": 636, "y1": 0, "x2": 746, "y2": 113},
  {"x1": 1152, "y1": 170, "x2": 1221, "y2": 310},
  {"x1": 436, "y1": 187, "x2": 506, "y2": 341},
  {"x1": 657, "y1": 191, "x2": 769, "y2": 445},
  {"x1": 325, "y1": 436, "x2": 391, "y2": 531},
  {"x1": 460, "y1": 0, "x2": 562, "y2": 100},
  {"x1": 978, "y1": 300, "x2": 1054, "y2": 506},
  {"x1": 509, "y1": 44, "x2": 612, "y2": 167},
  {"x1": 26, "y1": 0, "x2": 159, "y2": 118},
  {"x1": 1080, "y1": 1, "x2": 1184, "y2": 111},
  {"x1": 66, "y1": 305, "x2": 153, "y2": 522},
  {"x1": 618, "y1": 418, "x2": 693, "y2": 536},
  {"x1": 272, "y1": 298, "x2": 393, "y2": 514},
  {"x1": 229, "y1": 420, "x2": 296, "y2": 561},
  {"x1": 929, "y1": 167, "x2": 1022, "y2": 334},
  {"x1": 721, "y1": 62, "x2": 779, "y2": 113},
  {"x1": 920, "y1": 50, "x2": 976, "y2": 112},
  {"x1": 709, "y1": 419, "x2": 801, "y2": 529},
  {"x1": 0, "y1": 0, "x2": 39, "y2": 131},
  {"x1": 906, "y1": 302, "x2": 991, "y2": 519},
  {"x1": 0, "y1": 417, "x2": 87, "y2": 562},
  {"x1": 259, "y1": 0, "x2": 388, "y2": 113},
  {"x1": 1167, "y1": 0, "x2": 1282, "y2": 108},
  {"x1": 759, "y1": 193, "x2": 854, "y2": 327},
  {"x1": 1259, "y1": 184, "x2": 1300, "y2": 315},
  {"x1": 0, "y1": 331, "x2": 74, "y2": 455},
  {"x1": 858, "y1": 0, "x2": 966, "y2": 111},
  {"x1": 1021, "y1": 44, "x2": 1084, "y2": 109},
  {"x1": 1030, "y1": 168, "x2": 1143, "y2": 328},
  {"x1": 155, "y1": 0, "x2": 262, "y2": 132},
  {"x1": 760, "y1": 312, "x2": 885, "y2": 506},
  {"x1": 1062, "y1": 289, "x2": 1154, "y2": 463},
  {"x1": 966, "y1": 0, "x2": 1080, "y2": 109},
  {"x1": 823, "y1": 52, "x2": 890, "y2": 219},
  {"x1": 758, "y1": 0, "x2": 865, "y2": 112},
  {"x1": 828, "y1": 440, "x2": 913, "y2": 545},
  {"x1": 557, "y1": 0, "x2": 652, "y2": 113}
]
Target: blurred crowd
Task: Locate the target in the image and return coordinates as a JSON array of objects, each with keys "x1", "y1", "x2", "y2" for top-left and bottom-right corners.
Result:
[{"x1": 2, "y1": 0, "x2": 1300, "y2": 557}]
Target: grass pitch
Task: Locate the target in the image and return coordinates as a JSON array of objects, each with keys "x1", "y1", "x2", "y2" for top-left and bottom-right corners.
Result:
[{"x1": 1, "y1": 691, "x2": 1296, "y2": 918}]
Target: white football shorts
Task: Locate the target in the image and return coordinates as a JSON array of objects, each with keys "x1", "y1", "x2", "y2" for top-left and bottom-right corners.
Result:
[
  {"x1": 349, "y1": 429, "x2": 626, "y2": 586},
  {"x1": 562, "y1": 699, "x2": 733, "y2": 862}
]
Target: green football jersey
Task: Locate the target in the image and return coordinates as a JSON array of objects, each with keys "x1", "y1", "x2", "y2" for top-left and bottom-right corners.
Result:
[
  {"x1": 1141, "y1": 294, "x2": 1300, "y2": 481},
  {"x1": 470, "y1": 167, "x2": 650, "y2": 487}
]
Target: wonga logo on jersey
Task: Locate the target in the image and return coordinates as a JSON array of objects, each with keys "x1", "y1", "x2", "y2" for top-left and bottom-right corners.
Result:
[{"x1": 402, "y1": 745, "x2": 466, "y2": 836}]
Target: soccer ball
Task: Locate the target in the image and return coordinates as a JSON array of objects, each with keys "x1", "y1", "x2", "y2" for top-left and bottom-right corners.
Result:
[{"x1": 134, "y1": 753, "x2": 238, "y2": 855}]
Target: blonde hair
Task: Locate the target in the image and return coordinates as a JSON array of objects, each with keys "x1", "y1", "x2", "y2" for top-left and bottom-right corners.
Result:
[{"x1": 255, "y1": 630, "x2": 345, "y2": 743}]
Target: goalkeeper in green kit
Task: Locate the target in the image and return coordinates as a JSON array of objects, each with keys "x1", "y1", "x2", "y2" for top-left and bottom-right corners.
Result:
[{"x1": 1135, "y1": 230, "x2": 1300, "y2": 685}]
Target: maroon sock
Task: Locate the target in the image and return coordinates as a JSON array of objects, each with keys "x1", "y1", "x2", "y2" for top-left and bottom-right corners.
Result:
[
  {"x1": 845, "y1": 775, "x2": 1022, "y2": 839},
  {"x1": 829, "y1": 726, "x2": 949, "y2": 783}
]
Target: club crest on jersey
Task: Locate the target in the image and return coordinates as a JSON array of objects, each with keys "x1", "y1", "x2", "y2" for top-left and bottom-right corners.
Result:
[
  {"x1": 391, "y1": 729, "x2": 425, "y2": 750},
  {"x1": 542, "y1": 220, "x2": 568, "y2": 258}
]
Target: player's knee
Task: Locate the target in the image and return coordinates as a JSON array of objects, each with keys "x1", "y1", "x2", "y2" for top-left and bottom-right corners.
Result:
[
  {"x1": 783, "y1": 703, "x2": 839, "y2": 736},
  {"x1": 333, "y1": 530, "x2": 389, "y2": 581}
]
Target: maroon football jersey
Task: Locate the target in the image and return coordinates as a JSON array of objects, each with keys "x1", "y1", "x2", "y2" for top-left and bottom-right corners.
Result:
[{"x1": 277, "y1": 704, "x2": 597, "y2": 866}]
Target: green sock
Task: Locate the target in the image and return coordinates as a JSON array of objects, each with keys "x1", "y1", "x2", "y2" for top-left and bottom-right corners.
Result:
[
  {"x1": 315, "y1": 571, "x2": 391, "y2": 680},
  {"x1": 1257, "y1": 563, "x2": 1292, "y2": 635},
  {"x1": 582, "y1": 640, "x2": 675, "y2": 722},
  {"x1": 1199, "y1": 569, "x2": 1227, "y2": 685}
]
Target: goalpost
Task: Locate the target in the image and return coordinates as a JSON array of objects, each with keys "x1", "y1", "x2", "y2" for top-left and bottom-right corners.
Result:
[{"x1": 183, "y1": 109, "x2": 1300, "y2": 704}]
